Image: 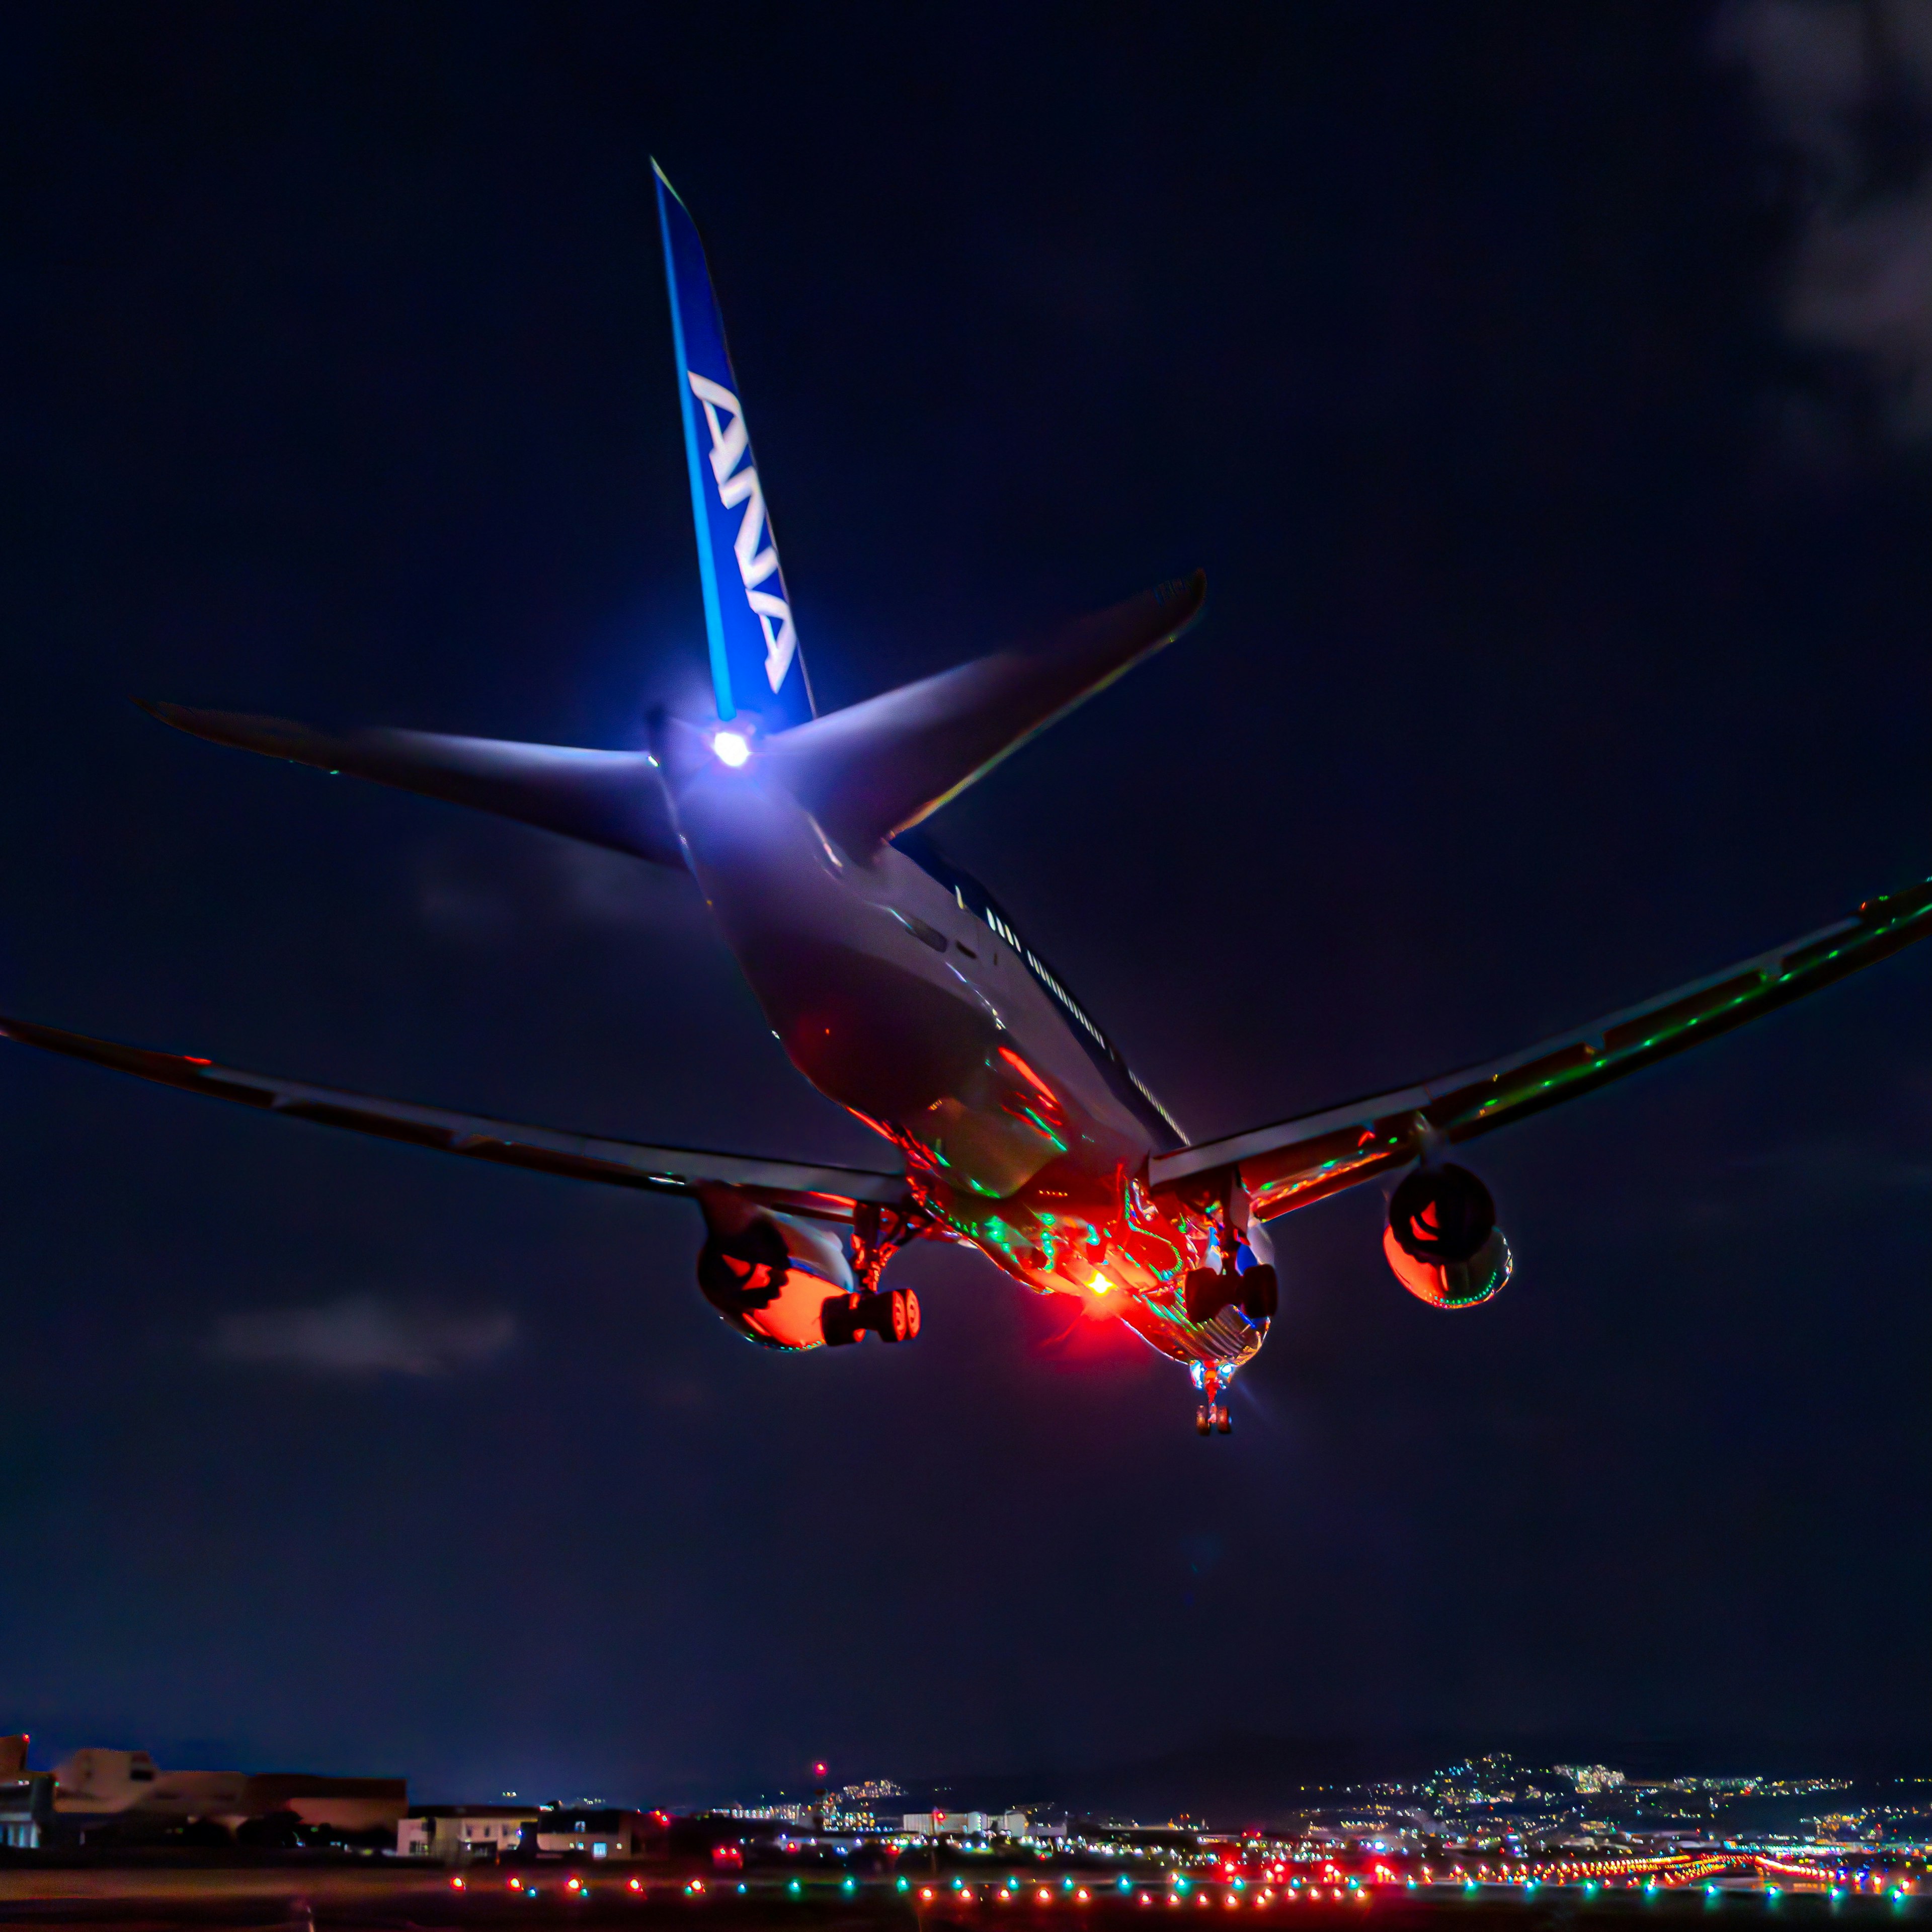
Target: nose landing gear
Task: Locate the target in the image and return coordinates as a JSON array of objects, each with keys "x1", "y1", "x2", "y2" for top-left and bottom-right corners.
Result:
[{"x1": 1189, "y1": 1360, "x2": 1235, "y2": 1434}]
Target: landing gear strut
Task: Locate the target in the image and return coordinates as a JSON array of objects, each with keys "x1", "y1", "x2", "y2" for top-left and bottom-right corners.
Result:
[
  {"x1": 1190, "y1": 1359, "x2": 1235, "y2": 1435},
  {"x1": 851, "y1": 1200, "x2": 925, "y2": 1292},
  {"x1": 820, "y1": 1200, "x2": 931, "y2": 1347}
]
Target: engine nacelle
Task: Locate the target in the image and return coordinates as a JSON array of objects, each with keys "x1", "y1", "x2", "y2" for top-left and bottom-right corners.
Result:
[
  {"x1": 1384, "y1": 1163, "x2": 1512, "y2": 1309},
  {"x1": 695, "y1": 1183, "x2": 856, "y2": 1349}
]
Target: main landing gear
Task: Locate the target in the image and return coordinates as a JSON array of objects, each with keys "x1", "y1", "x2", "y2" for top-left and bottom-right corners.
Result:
[
  {"x1": 1191, "y1": 1360, "x2": 1235, "y2": 1435},
  {"x1": 1182, "y1": 1262, "x2": 1277, "y2": 1324},
  {"x1": 820, "y1": 1200, "x2": 929, "y2": 1347},
  {"x1": 820, "y1": 1285, "x2": 920, "y2": 1347}
]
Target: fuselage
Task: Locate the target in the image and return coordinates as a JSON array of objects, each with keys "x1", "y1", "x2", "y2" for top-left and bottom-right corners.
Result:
[{"x1": 665, "y1": 727, "x2": 1268, "y2": 1372}]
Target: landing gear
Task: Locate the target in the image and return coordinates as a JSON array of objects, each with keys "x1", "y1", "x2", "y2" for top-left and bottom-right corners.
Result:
[
  {"x1": 1183, "y1": 1267, "x2": 1226, "y2": 1324},
  {"x1": 1180, "y1": 1181, "x2": 1278, "y2": 1328},
  {"x1": 1189, "y1": 1360, "x2": 1236, "y2": 1435},
  {"x1": 818, "y1": 1286, "x2": 921, "y2": 1346},
  {"x1": 822, "y1": 1202, "x2": 932, "y2": 1347},
  {"x1": 1183, "y1": 1261, "x2": 1276, "y2": 1326},
  {"x1": 1241, "y1": 1262, "x2": 1278, "y2": 1323},
  {"x1": 851, "y1": 1200, "x2": 926, "y2": 1292}
]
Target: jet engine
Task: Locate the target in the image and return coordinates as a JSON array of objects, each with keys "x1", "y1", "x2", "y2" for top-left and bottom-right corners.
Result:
[
  {"x1": 1383, "y1": 1163, "x2": 1512, "y2": 1309},
  {"x1": 694, "y1": 1183, "x2": 918, "y2": 1350}
]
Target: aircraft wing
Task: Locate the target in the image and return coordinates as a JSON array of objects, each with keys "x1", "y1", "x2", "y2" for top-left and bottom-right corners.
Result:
[
  {"x1": 1150, "y1": 874, "x2": 1932, "y2": 1221},
  {"x1": 0, "y1": 1014, "x2": 906, "y2": 1224}
]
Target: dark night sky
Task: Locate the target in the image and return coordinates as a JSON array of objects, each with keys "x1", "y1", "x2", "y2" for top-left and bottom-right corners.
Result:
[{"x1": 1, "y1": 4, "x2": 1926, "y2": 1806}]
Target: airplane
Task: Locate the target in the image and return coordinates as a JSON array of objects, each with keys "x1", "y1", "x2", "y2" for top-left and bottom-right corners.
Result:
[{"x1": 6, "y1": 164, "x2": 1927, "y2": 1434}]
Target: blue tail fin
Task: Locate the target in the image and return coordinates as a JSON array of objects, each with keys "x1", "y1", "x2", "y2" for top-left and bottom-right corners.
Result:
[{"x1": 654, "y1": 163, "x2": 815, "y2": 732}]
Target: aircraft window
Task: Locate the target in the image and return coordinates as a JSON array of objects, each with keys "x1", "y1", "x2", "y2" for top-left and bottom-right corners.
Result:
[{"x1": 956, "y1": 942, "x2": 978, "y2": 959}]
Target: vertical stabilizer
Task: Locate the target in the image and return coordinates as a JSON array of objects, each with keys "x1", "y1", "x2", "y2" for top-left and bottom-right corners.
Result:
[{"x1": 654, "y1": 163, "x2": 815, "y2": 732}]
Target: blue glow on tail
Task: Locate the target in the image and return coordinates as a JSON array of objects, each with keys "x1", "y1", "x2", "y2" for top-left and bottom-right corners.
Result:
[{"x1": 654, "y1": 163, "x2": 814, "y2": 732}]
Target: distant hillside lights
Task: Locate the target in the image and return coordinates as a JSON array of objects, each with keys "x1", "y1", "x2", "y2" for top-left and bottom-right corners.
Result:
[{"x1": 1557, "y1": 1766, "x2": 1628, "y2": 1796}]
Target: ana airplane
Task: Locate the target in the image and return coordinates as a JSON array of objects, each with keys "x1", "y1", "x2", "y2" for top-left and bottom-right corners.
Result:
[{"x1": 7, "y1": 167, "x2": 1927, "y2": 1432}]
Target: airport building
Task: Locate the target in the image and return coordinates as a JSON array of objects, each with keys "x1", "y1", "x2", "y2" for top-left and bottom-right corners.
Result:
[
  {"x1": 0, "y1": 1735, "x2": 404, "y2": 1848},
  {"x1": 901, "y1": 1810, "x2": 1037, "y2": 1838},
  {"x1": 396, "y1": 1804, "x2": 663, "y2": 1863},
  {"x1": 397, "y1": 1805, "x2": 542, "y2": 1862}
]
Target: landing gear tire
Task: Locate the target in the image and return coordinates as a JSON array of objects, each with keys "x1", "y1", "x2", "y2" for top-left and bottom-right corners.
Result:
[
  {"x1": 1183, "y1": 1267, "x2": 1228, "y2": 1324},
  {"x1": 1214, "y1": 1404, "x2": 1233, "y2": 1434},
  {"x1": 870, "y1": 1287, "x2": 920, "y2": 1343},
  {"x1": 819, "y1": 1295, "x2": 862, "y2": 1347},
  {"x1": 1240, "y1": 1263, "x2": 1278, "y2": 1324},
  {"x1": 1195, "y1": 1405, "x2": 1212, "y2": 1435}
]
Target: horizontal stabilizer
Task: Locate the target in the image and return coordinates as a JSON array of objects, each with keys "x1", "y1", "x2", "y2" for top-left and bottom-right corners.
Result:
[
  {"x1": 141, "y1": 703, "x2": 687, "y2": 870},
  {"x1": 763, "y1": 572, "x2": 1205, "y2": 854},
  {"x1": 0, "y1": 1012, "x2": 906, "y2": 1223}
]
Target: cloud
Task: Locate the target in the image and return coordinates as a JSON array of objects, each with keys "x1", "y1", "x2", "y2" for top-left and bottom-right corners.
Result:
[
  {"x1": 208, "y1": 1294, "x2": 516, "y2": 1377},
  {"x1": 1718, "y1": 0, "x2": 1932, "y2": 445}
]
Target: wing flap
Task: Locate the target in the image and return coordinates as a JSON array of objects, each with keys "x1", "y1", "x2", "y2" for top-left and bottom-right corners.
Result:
[
  {"x1": 1151, "y1": 873, "x2": 1932, "y2": 1220},
  {"x1": 0, "y1": 1014, "x2": 904, "y2": 1223}
]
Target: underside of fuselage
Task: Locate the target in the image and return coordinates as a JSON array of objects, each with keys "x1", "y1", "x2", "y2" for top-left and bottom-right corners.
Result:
[{"x1": 657, "y1": 711, "x2": 1271, "y2": 1380}]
